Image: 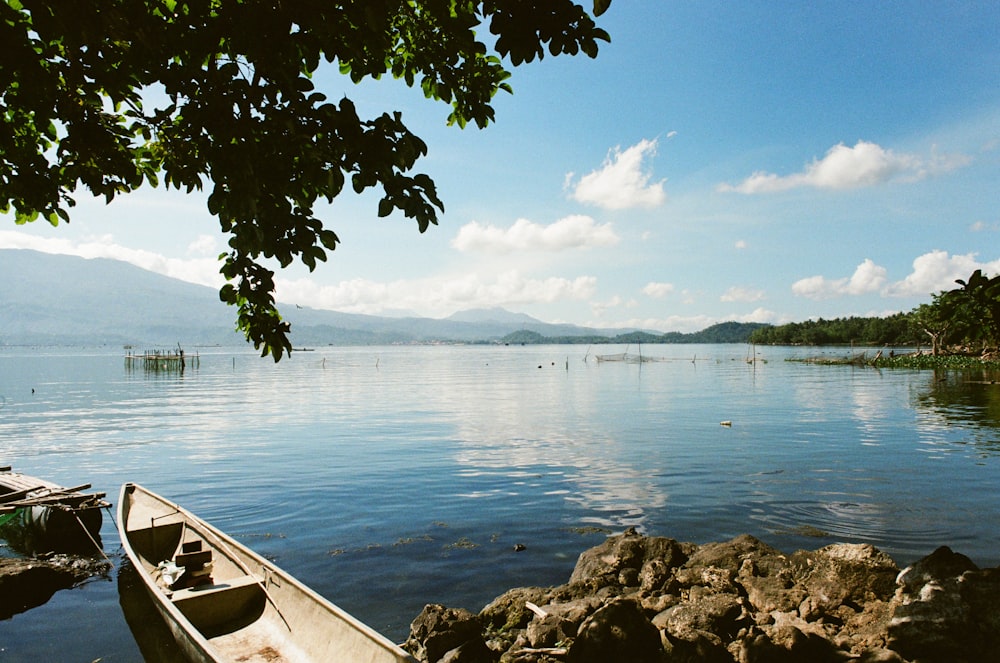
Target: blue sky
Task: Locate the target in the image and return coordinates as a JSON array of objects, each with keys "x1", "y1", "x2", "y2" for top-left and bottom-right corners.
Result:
[{"x1": 3, "y1": 1, "x2": 999, "y2": 332}]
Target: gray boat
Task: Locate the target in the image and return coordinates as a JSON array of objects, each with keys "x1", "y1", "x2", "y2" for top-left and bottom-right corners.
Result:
[{"x1": 118, "y1": 482, "x2": 415, "y2": 663}]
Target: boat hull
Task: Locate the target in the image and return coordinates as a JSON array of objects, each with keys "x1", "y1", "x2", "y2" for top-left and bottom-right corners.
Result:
[{"x1": 117, "y1": 483, "x2": 415, "y2": 663}]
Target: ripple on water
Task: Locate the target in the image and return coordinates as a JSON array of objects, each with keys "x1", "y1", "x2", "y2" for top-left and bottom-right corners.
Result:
[{"x1": 749, "y1": 498, "x2": 955, "y2": 562}]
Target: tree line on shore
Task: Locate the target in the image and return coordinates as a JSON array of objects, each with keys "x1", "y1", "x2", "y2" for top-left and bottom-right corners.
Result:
[
  {"x1": 498, "y1": 271, "x2": 999, "y2": 357},
  {"x1": 749, "y1": 269, "x2": 1000, "y2": 355},
  {"x1": 747, "y1": 313, "x2": 918, "y2": 347}
]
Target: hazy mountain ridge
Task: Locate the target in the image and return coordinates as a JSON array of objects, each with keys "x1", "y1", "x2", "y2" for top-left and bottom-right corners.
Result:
[{"x1": 0, "y1": 249, "x2": 645, "y2": 347}]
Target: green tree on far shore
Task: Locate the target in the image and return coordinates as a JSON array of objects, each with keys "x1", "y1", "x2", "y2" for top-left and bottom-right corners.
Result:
[
  {"x1": 748, "y1": 270, "x2": 1000, "y2": 355},
  {"x1": 911, "y1": 301, "x2": 952, "y2": 356},
  {"x1": 937, "y1": 270, "x2": 1000, "y2": 351},
  {"x1": 1, "y1": 0, "x2": 612, "y2": 360}
]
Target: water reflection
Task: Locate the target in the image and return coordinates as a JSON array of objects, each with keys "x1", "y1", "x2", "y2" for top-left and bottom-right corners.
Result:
[
  {"x1": 453, "y1": 428, "x2": 669, "y2": 531},
  {"x1": 117, "y1": 559, "x2": 187, "y2": 662},
  {"x1": 912, "y1": 369, "x2": 1000, "y2": 456}
]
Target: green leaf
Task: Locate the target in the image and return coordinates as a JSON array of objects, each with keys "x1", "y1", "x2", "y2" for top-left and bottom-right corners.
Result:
[{"x1": 377, "y1": 197, "x2": 393, "y2": 217}]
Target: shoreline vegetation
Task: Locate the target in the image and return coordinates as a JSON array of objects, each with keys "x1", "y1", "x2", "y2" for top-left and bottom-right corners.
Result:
[
  {"x1": 506, "y1": 269, "x2": 999, "y2": 373},
  {"x1": 494, "y1": 319, "x2": 1000, "y2": 370},
  {"x1": 791, "y1": 350, "x2": 1000, "y2": 370}
]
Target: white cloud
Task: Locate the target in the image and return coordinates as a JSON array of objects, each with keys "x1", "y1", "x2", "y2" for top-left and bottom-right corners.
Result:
[
  {"x1": 186, "y1": 234, "x2": 219, "y2": 257},
  {"x1": 791, "y1": 251, "x2": 1000, "y2": 301},
  {"x1": 590, "y1": 295, "x2": 624, "y2": 318},
  {"x1": 721, "y1": 286, "x2": 765, "y2": 303},
  {"x1": 0, "y1": 230, "x2": 224, "y2": 288},
  {"x1": 792, "y1": 258, "x2": 888, "y2": 300},
  {"x1": 275, "y1": 270, "x2": 597, "y2": 317},
  {"x1": 594, "y1": 314, "x2": 711, "y2": 333},
  {"x1": 591, "y1": 307, "x2": 779, "y2": 334},
  {"x1": 971, "y1": 220, "x2": 999, "y2": 232},
  {"x1": 567, "y1": 139, "x2": 667, "y2": 209},
  {"x1": 737, "y1": 307, "x2": 778, "y2": 324},
  {"x1": 720, "y1": 140, "x2": 970, "y2": 194},
  {"x1": 885, "y1": 250, "x2": 1000, "y2": 297},
  {"x1": 734, "y1": 240, "x2": 747, "y2": 250},
  {"x1": 604, "y1": 312, "x2": 780, "y2": 334},
  {"x1": 642, "y1": 282, "x2": 675, "y2": 298},
  {"x1": 451, "y1": 215, "x2": 618, "y2": 253}
]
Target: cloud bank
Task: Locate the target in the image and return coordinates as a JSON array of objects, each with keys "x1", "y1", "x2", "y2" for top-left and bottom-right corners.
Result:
[
  {"x1": 567, "y1": 139, "x2": 667, "y2": 209},
  {"x1": 885, "y1": 250, "x2": 1000, "y2": 297},
  {"x1": 720, "y1": 140, "x2": 970, "y2": 193},
  {"x1": 642, "y1": 282, "x2": 675, "y2": 298},
  {"x1": 792, "y1": 258, "x2": 888, "y2": 300},
  {"x1": 0, "y1": 230, "x2": 224, "y2": 288},
  {"x1": 451, "y1": 215, "x2": 618, "y2": 254},
  {"x1": 275, "y1": 270, "x2": 597, "y2": 318},
  {"x1": 793, "y1": 251, "x2": 1000, "y2": 300},
  {"x1": 721, "y1": 286, "x2": 765, "y2": 303}
]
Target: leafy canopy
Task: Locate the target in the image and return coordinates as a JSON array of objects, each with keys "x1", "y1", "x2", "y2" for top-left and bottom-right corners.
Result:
[
  {"x1": 938, "y1": 269, "x2": 1000, "y2": 349},
  {"x1": 1, "y1": 0, "x2": 611, "y2": 359}
]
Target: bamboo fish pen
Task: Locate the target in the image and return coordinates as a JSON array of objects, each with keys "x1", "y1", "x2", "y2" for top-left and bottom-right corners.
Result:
[{"x1": 124, "y1": 347, "x2": 199, "y2": 372}]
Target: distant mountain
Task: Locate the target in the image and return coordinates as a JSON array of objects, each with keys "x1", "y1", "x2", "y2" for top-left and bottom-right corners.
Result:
[
  {"x1": 663, "y1": 321, "x2": 769, "y2": 344},
  {"x1": 0, "y1": 249, "x2": 641, "y2": 347},
  {"x1": 0, "y1": 249, "x2": 242, "y2": 347},
  {"x1": 446, "y1": 307, "x2": 539, "y2": 324},
  {"x1": 0, "y1": 249, "x2": 762, "y2": 347},
  {"x1": 498, "y1": 321, "x2": 766, "y2": 345}
]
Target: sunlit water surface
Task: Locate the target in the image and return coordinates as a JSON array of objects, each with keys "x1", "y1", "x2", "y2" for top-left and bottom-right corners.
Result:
[{"x1": 1, "y1": 344, "x2": 998, "y2": 661}]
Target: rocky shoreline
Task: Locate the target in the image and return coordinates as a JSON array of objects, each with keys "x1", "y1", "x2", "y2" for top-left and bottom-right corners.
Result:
[{"x1": 402, "y1": 528, "x2": 1000, "y2": 663}]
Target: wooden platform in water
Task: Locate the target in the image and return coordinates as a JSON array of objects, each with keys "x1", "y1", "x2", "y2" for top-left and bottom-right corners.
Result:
[{"x1": 0, "y1": 467, "x2": 109, "y2": 515}]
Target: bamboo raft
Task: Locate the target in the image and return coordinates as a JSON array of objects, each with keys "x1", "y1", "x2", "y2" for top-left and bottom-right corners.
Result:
[{"x1": 0, "y1": 467, "x2": 109, "y2": 552}]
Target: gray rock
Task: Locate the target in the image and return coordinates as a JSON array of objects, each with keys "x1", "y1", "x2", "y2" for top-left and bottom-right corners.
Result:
[
  {"x1": 405, "y1": 603, "x2": 486, "y2": 663},
  {"x1": 659, "y1": 592, "x2": 748, "y2": 641},
  {"x1": 480, "y1": 587, "x2": 552, "y2": 630},
  {"x1": 888, "y1": 546, "x2": 1000, "y2": 662},
  {"x1": 567, "y1": 598, "x2": 662, "y2": 663},
  {"x1": 789, "y1": 543, "x2": 898, "y2": 615},
  {"x1": 405, "y1": 531, "x2": 1000, "y2": 663},
  {"x1": 569, "y1": 527, "x2": 689, "y2": 587}
]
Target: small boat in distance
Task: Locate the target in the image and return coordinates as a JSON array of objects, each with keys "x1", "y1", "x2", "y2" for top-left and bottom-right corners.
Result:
[{"x1": 117, "y1": 483, "x2": 415, "y2": 663}]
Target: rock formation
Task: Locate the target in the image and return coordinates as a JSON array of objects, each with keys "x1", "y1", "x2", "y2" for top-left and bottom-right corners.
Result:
[{"x1": 403, "y1": 528, "x2": 1000, "y2": 663}]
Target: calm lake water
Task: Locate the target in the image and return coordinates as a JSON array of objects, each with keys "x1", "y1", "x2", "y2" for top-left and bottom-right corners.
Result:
[{"x1": 1, "y1": 344, "x2": 998, "y2": 661}]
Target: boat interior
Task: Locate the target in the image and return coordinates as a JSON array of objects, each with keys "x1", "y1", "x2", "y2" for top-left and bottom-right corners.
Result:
[{"x1": 127, "y1": 516, "x2": 267, "y2": 637}]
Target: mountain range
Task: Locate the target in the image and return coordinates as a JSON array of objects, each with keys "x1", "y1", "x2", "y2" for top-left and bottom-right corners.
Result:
[{"x1": 0, "y1": 249, "x2": 649, "y2": 347}]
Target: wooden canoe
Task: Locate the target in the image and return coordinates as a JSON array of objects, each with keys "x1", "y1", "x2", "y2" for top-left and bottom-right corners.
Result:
[{"x1": 117, "y1": 483, "x2": 415, "y2": 663}]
